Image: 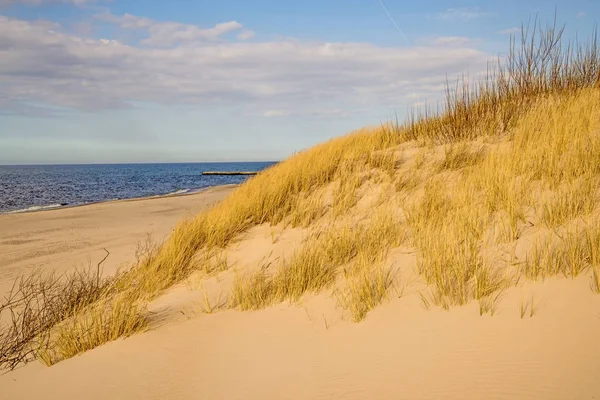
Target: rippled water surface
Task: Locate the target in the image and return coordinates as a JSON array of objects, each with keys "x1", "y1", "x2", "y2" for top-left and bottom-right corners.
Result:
[{"x1": 0, "y1": 162, "x2": 275, "y2": 213}]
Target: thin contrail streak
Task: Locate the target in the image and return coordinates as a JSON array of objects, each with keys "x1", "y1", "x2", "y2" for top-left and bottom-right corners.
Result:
[{"x1": 377, "y1": 0, "x2": 410, "y2": 45}]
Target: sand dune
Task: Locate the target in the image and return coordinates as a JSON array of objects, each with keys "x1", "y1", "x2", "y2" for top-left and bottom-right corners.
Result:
[
  {"x1": 1, "y1": 200, "x2": 600, "y2": 399},
  {"x1": 2, "y1": 164, "x2": 600, "y2": 400},
  {"x1": 2, "y1": 272, "x2": 599, "y2": 400},
  {"x1": 2, "y1": 174, "x2": 600, "y2": 400}
]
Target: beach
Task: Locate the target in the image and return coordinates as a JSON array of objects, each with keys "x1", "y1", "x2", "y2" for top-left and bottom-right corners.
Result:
[{"x1": 0, "y1": 185, "x2": 236, "y2": 298}]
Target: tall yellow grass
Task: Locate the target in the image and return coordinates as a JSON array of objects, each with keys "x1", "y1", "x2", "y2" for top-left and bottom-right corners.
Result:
[
  {"x1": 232, "y1": 208, "x2": 406, "y2": 314},
  {"x1": 110, "y1": 21, "x2": 600, "y2": 314},
  {"x1": 37, "y1": 294, "x2": 147, "y2": 366}
]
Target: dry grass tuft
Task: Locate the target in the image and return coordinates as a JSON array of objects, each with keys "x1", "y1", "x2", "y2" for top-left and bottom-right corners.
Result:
[
  {"x1": 405, "y1": 179, "x2": 490, "y2": 308},
  {"x1": 0, "y1": 252, "x2": 146, "y2": 369},
  {"x1": 540, "y1": 177, "x2": 597, "y2": 227},
  {"x1": 522, "y1": 222, "x2": 600, "y2": 281},
  {"x1": 343, "y1": 261, "x2": 395, "y2": 322},
  {"x1": 232, "y1": 209, "x2": 406, "y2": 311},
  {"x1": 436, "y1": 142, "x2": 486, "y2": 171},
  {"x1": 479, "y1": 290, "x2": 504, "y2": 316},
  {"x1": 591, "y1": 265, "x2": 600, "y2": 294},
  {"x1": 586, "y1": 220, "x2": 600, "y2": 293},
  {"x1": 394, "y1": 171, "x2": 421, "y2": 194},
  {"x1": 37, "y1": 294, "x2": 147, "y2": 366},
  {"x1": 332, "y1": 173, "x2": 364, "y2": 216},
  {"x1": 231, "y1": 269, "x2": 275, "y2": 311},
  {"x1": 200, "y1": 249, "x2": 230, "y2": 275}
]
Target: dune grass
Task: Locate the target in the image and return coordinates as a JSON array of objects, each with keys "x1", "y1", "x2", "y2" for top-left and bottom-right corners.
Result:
[
  {"x1": 36, "y1": 294, "x2": 147, "y2": 366},
  {"x1": 404, "y1": 178, "x2": 498, "y2": 309},
  {"x1": 232, "y1": 208, "x2": 406, "y2": 313},
  {"x1": 394, "y1": 170, "x2": 421, "y2": 194},
  {"x1": 0, "y1": 260, "x2": 145, "y2": 369},
  {"x1": 540, "y1": 176, "x2": 597, "y2": 227},
  {"x1": 523, "y1": 220, "x2": 600, "y2": 281},
  {"x1": 332, "y1": 173, "x2": 364, "y2": 216},
  {"x1": 436, "y1": 142, "x2": 486, "y2": 172},
  {"x1": 585, "y1": 220, "x2": 600, "y2": 293},
  {"x1": 2, "y1": 19, "x2": 600, "y2": 368},
  {"x1": 342, "y1": 260, "x2": 395, "y2": 322},
  {"x1": 107, "y1": 21, "x2": 600, "y2": 319}
]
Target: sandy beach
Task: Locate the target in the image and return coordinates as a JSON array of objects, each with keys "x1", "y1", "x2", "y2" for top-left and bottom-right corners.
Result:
[{"x1": 0, "y1": 185, "x2": 236, "y2": 298}]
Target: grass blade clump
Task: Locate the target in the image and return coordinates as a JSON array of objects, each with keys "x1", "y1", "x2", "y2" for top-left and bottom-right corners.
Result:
[
  {"x1": 0, "y1": 259, "x2": 124, "y2": 370},
  {"x1": 343, "y1": 260, "x2": 395, "y2": 322},
  {"x1": 232, "y1": 209, "x2": 406, "y2": 312},
  {"x1": 37, "y1": 294, "x2": 147, "y2": 366}
]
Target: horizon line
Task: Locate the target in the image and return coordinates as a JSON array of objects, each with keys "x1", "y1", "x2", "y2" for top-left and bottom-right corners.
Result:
[{"x1": 0, "y1": 160, "x2": 281, "y2": 167}]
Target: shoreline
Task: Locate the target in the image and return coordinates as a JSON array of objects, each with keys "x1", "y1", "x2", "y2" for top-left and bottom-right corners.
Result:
[{"x1": 0, "y1": 183, "x2": 239, "y2": 216}]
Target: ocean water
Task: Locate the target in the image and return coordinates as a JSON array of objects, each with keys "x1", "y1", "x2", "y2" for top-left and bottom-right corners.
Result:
[{"x1": 0, "y1": 162, "x2": 276, "y2": 213}]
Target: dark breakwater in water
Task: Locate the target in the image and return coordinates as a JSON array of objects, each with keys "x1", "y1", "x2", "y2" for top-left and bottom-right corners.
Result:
[{"x1": 0, "y1": 162, "x2": 276, "y2": 213}]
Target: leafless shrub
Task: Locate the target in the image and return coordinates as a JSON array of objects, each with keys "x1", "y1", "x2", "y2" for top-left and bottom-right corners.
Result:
[{"x1": 0, "y1": 249, "x2": 115, "y2": 370}]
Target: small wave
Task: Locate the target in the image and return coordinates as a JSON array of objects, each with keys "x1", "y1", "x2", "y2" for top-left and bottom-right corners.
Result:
[
  {"x1": 7, "y1": 203, "x2": 67, "y2": 214},
  {"x1": 167, "y1": 189, "x2": 191, "y2": 196}
]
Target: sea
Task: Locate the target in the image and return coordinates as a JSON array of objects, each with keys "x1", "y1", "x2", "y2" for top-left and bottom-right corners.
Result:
[{"x1": 0, "y1": 162, "x2": 276, "y2": 214}]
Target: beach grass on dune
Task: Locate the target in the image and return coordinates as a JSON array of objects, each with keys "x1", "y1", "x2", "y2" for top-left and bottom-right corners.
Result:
[
  {"x1": 0, "y1": 264, "x2": 144, "y2": 369},
  {"x1": 2, "y1": 19, "x2": 600, "y2": 368},
  {"x1": 232, "y1": 208, "x2": 406, "y2": 312},
  {"x1": 36, "y1": 293, "x2": 147, "y2": 366}
]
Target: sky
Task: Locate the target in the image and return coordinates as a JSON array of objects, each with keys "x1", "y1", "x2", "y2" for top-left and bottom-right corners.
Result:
[{"x1": 0, "y1": 0, "x2": 598, "y2": 164}]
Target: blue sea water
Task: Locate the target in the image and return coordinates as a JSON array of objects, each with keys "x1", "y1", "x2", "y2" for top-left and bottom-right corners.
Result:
[{"x1": 0, "y1": 162, "x2": 276, "y2": 213}]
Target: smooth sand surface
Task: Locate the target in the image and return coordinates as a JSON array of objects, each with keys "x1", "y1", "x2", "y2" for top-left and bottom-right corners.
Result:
[
  {"x1": 0, "y1": 185, "x2": 235, "y2": 298},
  {"x1": 2, "y1": 275, "x2": 600, "y2": 400}
]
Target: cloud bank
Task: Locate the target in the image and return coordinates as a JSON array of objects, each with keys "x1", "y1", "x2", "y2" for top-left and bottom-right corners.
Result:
[{"x1": 0, "y1": 13, "x2": 491, "y2": 118}]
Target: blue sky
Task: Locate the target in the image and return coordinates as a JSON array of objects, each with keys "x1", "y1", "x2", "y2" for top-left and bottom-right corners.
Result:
[{"x1": 0, "y1": 0, "x2": 597, "y2": 164}]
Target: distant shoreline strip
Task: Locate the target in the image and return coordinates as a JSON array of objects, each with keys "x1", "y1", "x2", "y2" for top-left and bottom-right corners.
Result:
[
  {"x1": 0, "y1": 184, "x2": 236, "y2": 215},
  {"x1": 201, "y1": 171, "x2": 258, "y2": 175}
]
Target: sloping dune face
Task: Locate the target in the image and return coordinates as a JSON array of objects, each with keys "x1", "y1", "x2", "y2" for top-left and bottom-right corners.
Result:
[
  {"x1": 3, "y1": 273, "x2": 600, "y2": 400},
  {"x1": 2, "y1": 27, "x2": 600, "y2": 400}
]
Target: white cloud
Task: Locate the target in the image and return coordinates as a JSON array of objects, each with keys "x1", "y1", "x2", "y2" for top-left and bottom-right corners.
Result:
[
  {"x1": 499, "y1": 27, "x2": 520, "y2": 35},
  {"x1": 0, "y1": 15, "x2": 491, "y2": 118},
  {"x1": 97, "y1": 12, "x2": 243, "y2": 46},
  {"x1": 577, "y1": 12, "x2": 585, "y2": 18},
  {"x1": 263, "y1": 110, "x2": 288, "y2": 117},
  {"x1": 436, "y1": 7, "x2": 487, "y2": 21},
  {"x1": 237, "y1": 30, "x2": 255, "y2": 40},
  {"x1": 430, "y1": 36, "x2": 478, "y2": 47},
  {"x1": 261, "y1": 108, "x2": 351, "y2": 119},
  {"x1": 97, "y1": 12, "x2": 153, "y2": 29}
]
